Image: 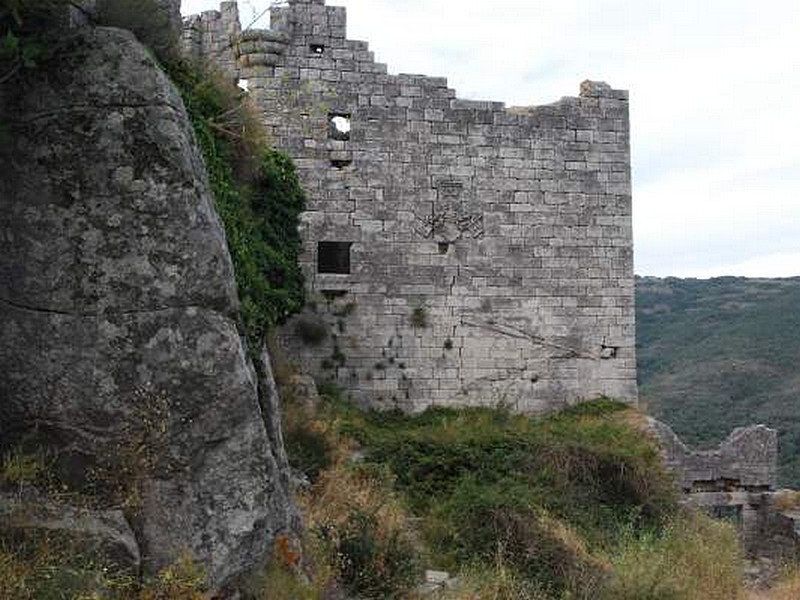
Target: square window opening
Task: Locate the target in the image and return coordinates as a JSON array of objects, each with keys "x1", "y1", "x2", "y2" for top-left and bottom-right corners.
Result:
[
  {"x1": 318, "y1": 241, "x2": 352, "y2": 274},
  {"x1": 438, "y1": 242, "x2": 450, "y2": 255},
  {"x1": 310, "y1": 43, "x2": 325, "y2": 55},
  {"x1": 237, "y1": 78, "x2": 249, "y2": 92},
  {"x1": 329, "y1": 113, "x2": 351, "y2": 141}
]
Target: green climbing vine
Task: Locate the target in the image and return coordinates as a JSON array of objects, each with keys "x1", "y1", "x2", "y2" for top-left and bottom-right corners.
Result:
[{"x1": 167, "y1": 62, "x2": 306, "y2": 349}]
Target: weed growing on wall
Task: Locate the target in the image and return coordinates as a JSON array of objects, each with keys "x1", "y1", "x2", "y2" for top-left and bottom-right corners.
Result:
[{"x1": 411, "y1": 306, "x2": 428, "y2": 328}]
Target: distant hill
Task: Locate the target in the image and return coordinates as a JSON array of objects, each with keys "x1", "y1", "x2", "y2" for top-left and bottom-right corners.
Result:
[{"x1": 636, "y1": 276, "x2": 800, "y2": 487}]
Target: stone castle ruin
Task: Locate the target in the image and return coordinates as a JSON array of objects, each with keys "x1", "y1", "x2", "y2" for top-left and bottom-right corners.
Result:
[
  {"x1": 184, "y1": 0, "x2": 637, "y2": 412},
  {"x1": 651, "y1": 421, "x2": 800, "y2": 568}
]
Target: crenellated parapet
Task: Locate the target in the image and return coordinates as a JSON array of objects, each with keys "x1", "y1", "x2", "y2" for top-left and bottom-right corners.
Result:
[{"x1": 182, "y1": 1, "x2": 241, "y2": 78}]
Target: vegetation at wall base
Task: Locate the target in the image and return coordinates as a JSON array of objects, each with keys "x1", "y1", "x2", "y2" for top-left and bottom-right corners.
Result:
[{"x1": 275, "y1": 379, "x2": 777, "y2": 599}]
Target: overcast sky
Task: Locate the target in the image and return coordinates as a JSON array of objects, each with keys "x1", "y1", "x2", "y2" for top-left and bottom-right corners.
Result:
[{"x1": 182, "y1": 0, "x2": 800, "y2": 278}]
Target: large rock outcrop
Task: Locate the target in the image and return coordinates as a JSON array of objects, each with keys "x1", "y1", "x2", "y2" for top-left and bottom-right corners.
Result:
[{"x1": 0, "y1": 25, "x2": 296, "y2": 588}]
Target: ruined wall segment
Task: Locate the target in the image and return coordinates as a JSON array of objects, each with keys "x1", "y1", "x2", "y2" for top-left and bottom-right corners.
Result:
[
  {"x1": 650, "y1": 420, "x2": 800, "y2": 565},
  {"x1": 184, "y1": 0, "x2": 637, "y2": 412}
]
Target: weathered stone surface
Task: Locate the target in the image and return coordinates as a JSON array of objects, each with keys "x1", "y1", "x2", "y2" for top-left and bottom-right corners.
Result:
[
  {"x1": 185, "y1": 1, "x2": 637, "y2": 413},
  {"x1": 0, "y1": 26, "x2": 295, "y2": 588},
  {"x1": 0, "y1": 493, "x2": 140, "y2": 573},
  {"x1": 649, "y1": 419, "x2": 778, "y2": 492}
]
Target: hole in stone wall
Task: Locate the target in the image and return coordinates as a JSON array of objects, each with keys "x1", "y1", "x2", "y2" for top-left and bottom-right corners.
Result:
[
  {"x1": 321, "y1": 289, "x2": 348, "y2": 301},
  {"x1": 438, "y1": 242, "x2": 450, "y2": 255},
  {"x1": 237, "y1": 78, "x2": 249, "y2": 92},
  {"x1": 600, "y1": 345, "x2": 618, "y2": 360},
  {"x1": 318, "y1": 242, "x2": 352, "y2": 274},
  {"x1": 330, "y1": 158, "x2": 353, "y2": 169},
  {"x1": 709, "y1": 504, "x2": 743, "y2": 526},
  {"x1": 329, "y1": 113, "x2": 351, "y2": 141},
  {"x1": 310, "y1": 43, "x2": 325, "y2": 55}
]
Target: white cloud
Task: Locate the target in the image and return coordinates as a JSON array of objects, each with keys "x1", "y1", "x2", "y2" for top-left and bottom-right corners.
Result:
[{"x1": 181, "y1": 0, "x2": 800, "y2": 277}]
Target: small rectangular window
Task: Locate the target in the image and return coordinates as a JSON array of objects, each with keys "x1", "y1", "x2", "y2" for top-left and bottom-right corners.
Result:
[
  {"x1": 310, "y1": 44, "x2": 325, "y2": 55},
  {"x1": 318, "y1": 241, "x2": 352, "y2": 274}
]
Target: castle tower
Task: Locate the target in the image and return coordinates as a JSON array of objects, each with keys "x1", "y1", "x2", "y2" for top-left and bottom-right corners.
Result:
[{"x1": 183, "y1": 1, "x2": 638, "y2": 412}]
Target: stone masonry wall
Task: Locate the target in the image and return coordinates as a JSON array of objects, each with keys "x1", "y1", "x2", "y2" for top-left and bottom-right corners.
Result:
[{"x1": 183, "y1": 0, "x2": 637, "y2": 412}]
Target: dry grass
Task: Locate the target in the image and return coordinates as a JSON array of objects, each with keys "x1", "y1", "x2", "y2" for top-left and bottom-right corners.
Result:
[
  {"x1": 302, "y1": 463, "x2": 410, "y2": 539},
  {"x1": 0, "y1": 540, "x2": 206, "y2": 600},
  {"x1": 748, "y1": 567, "x2": 800, "y2": 600},
  {"x1": 602, "y1": 510, "x2": 745, "y2": 600},
  {"x1": 423, "y1": 560, "x2": 550, "y2": 600},
  {"x1": 772, "y1": 490, "x2": 800, "y2": 513}
]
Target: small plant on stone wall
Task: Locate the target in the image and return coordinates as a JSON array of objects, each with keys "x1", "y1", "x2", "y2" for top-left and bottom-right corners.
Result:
[
  {"x1": 411, "y1": 306, "x2": 428, "y2": 329},
  {"x1": 333, "y1": 302, "x2": 357, "y2": 318},
  {"x1": 444, "y1": 338, "x2": 454, "y2": 350},
  {"x1": 332, "y1": 343, "x2": 346, "y2": 367},
  {"x1": 295, "y1": 315, "x2": 328, "y2": 346}
]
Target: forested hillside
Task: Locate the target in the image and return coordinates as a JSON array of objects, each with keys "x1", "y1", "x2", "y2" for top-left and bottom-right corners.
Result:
[{"x1": 636, "y1": 276, "x2": 800, "y2": 486}]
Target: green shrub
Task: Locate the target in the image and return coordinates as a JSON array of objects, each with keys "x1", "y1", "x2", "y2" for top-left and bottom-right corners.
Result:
[
  {"x1": 427, "y1": 477, "x2": 607, "y2": 595},
  {"x1": 330, "y1": 399, "x2": 678, "y2": 593},
  {"x1": 303, "y1": 463, "x2": 421, "y2": 600},
  {"x1": 284, "y1": 425, "x2": 333, "y2": 482},
  {"x1": 166, "y1": 62, "x2": 306, "y2": 348},
  {"x1": 318, "y1": 508, "x2": 419, "y2": 599},
  {"x1": 411, "y1": 306, "x2": 428, "y2": 328},
  {"x1": 295, "y1": 315, "x2": 328, "y2": 346},
  {"x1": 340, "y1": 401, "x2": 676, "y2": 525}
]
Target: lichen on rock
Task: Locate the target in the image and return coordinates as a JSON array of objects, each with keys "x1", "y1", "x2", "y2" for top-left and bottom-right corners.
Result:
[{"x1": 0, "y1": 23, "x2": 297, "y2": 590}]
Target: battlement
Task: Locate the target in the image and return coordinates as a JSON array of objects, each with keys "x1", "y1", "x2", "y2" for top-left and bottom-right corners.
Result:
[{"x1": 182, "y1": 1, "x2": 637, "y2": 413}]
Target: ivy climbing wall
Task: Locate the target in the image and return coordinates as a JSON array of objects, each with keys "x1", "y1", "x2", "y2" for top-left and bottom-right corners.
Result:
[{"x1": 184, "y1": 0, "x2": 637, "y2": 412}]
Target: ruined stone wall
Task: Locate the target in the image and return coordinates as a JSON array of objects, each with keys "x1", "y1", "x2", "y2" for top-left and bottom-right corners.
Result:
[
  {"x1": 649, "y1": 420, "x2": 800, "y2": 565},
  {"x1": 650, "y1": 421, "x2": 779, "y2": 493},
  {"x1": 184, "y1": 0, "x2": 637, "y2": 412}
]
